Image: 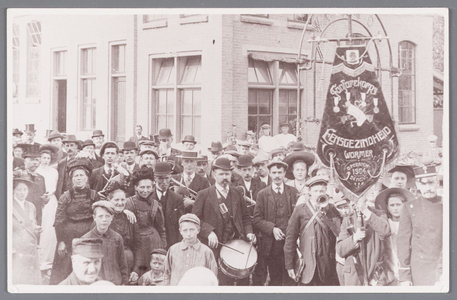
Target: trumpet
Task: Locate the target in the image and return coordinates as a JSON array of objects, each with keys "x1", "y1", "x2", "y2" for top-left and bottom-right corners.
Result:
[
  {"x1": 170, "y1": 177, "x2": 198, "y2": 199},
  {"x1": 316, "y1": 194, "x2": 330, "y2": 208},
  {"x1": 236, "y1": 186, "x2": 256, "y2": 207}
]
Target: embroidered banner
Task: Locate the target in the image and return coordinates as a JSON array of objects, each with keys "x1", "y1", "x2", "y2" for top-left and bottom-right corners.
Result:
[{"x1": 317, "y1": 46, "x2": 399, "y2": 197}]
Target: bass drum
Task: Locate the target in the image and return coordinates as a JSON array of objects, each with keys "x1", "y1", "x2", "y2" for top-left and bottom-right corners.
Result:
[{"x1": 219, "y1": 239, "x2": 258, "y2": 280}]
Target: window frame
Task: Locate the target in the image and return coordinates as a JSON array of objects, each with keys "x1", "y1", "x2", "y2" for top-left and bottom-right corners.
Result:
[
  {"x1": 398, "y1": 40, "x2": 417, "y2": 124},
  {"x1": 79, "y1": 46, "x2": 97, "y2": 131}
]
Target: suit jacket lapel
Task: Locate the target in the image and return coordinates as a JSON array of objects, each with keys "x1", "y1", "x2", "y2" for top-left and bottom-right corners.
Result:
[
  {"x1": 228, "y1": 188, "x2": 238, "y2": 219},
  {"x1": 209, "y1": 187, "x2": 223, "y2": 221}
]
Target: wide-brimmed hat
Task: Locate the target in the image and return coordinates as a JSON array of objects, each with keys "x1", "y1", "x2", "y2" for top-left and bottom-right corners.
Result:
[
  {"x1": 237, "y1": 155, "x2": 254, "y2": 168},
  {"x1": 62, "y1": 134, "x2": 80, "y2": 144},
  {"x1": 224, "y1": 145, "x2": 240, "y2": 157},
  {"x1": 283, "y1": 151, "x2": 316, "y2": 180},
  {"x1": 158, "y1": 128, "x2": 173, "y2": 139},
  {"x1": 24, "y1": 124, "x2": 36, "y2": 133},
  {"x1": 305, "y1": 175, "x2": 329, "y2": 187},
  {"x1": 375, "y1": 187, "x2": 414, "y2": 212},
  {"x1": 47, "y1": 130, "x2": 64, "y2": 141},
  {"x1": 122, "y1": 141, "x2": 138, "y2": 152},
  {"x1": 12, "y1": 128, "x2": 23, "y2": 136},
  {"x1": 154, "y1": 161, "x2": 173, "y2": 176},
  {"x1": 178, "y1": 151, "x2": 199, "y2": 160},
  {"x1": 92, "y1": 130, "x2": 105, "y2": 138},
  {"x1": 208, "y1": 141, "x2": 224, "y2": 153},
  {"x1": 182, "y1": 135, "x2": 197, "y2": 144},
  {"x1": 99, "y1": 142, "x2": 119, "y2": 157},
  {"x1": 82, "y1": 139, "x2": 96, "y2": 149},
  {"x1": 23, "y1": 144, "x2": 41, "y2": 158},
  {"x1": 266, "y1": 160, "x2": 288, "y2": 170},
  {"x1": 13, "y1": 177, "x2": 38, "y2": 190},
  {"x1": 212, "y1": 157, "x2": 233, "y2": 171},
  {"x1": 383, "y1": 164, "x2": 416, "y2": 188},
  {"x1": 39, "y1": 144, "x2": 60, "y2": 165},
  {"x1": 67, "y1": 157, "x2": 93, "y2": 175}
]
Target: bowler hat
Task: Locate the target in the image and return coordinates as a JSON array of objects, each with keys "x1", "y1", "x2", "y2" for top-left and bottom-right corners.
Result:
[
  {"x1": 92, "y1": 130, "x2": 105, "y2": 138},
  {"x1": 47, "y1": 130, "x2": 64, "y2": 141},
  {"x1": 24, "y1": 124, "x2": 36, "y2": 133},
  {"x1": 12, "y1": 128, "x2": 23, "y2": 136},
  {"x1": 212, "y1": 157, "x2": 233, "y2": 171},
  {"x1": 266, "y1": 160, "x2": 288, "y2": 170},
  {"x1": 122, "y1": 141, "x2": 138, "y2": 152},
  {"x1": 305, "y1": 175, "x2": 329, "y2": 187},
  {"x1": 82, "y1": 139, "x2": 96, "y2": 148},
  {"x1": 375, "y1": 188, "x2": 414, "y2": 213},
  {"x1": 179, "y1": 213, "x2": 201, "y2": 226},
  {"x1": 72, "y1": 238, "x2": 104, "y2": 259},
  {"x1": 237, "y1": 155, "x2": 254, "y2": 168},
  {"x1": 208, "y1": 141, "x2": 224, "y2": 153},
  {"x1": 154, "y1": 161, "x2": 173, "y2": 176},
  {"x1": 99, "y1": 142, "x2": 119, "y2": 157},
  {"x1": 158, "y1": 128, "x2": 173, "y2": 139},
  {"x1": 62, "y1": 134, "x2": 80, "y2": 144},
  {"x1": 23, "y1": 144, "x2": 41, "y2": 158},
  {"x1": 178, "y1": 151, "x2": 199, "y2": 160},
  {"x1": 283, "y1": 151, "x2": 315, "y2": 180},
  {"x1": 92, "y1": 200, "x2": 116, "y2": 215},
  {"x1": 182, "y1": 135, "x2": 197, "y2": 144}
]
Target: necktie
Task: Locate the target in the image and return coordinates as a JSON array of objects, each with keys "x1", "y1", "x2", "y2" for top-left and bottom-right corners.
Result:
[
  {"x1": 185, "y1": 176, "x2": 192, "y2": 187},
  {"x1": 221, "y1": 188, "x2": 228, "y2": 199},
  {"x1": 276, "y1": 186, "x2": 281, "y2": 195}
]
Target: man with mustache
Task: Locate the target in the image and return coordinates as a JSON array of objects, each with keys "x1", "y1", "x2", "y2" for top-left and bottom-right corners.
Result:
[
  {"x1": 192, "y1": 157, "x2": 256, "y2": 286},
  {"x1": 397, "y1": 164, "x2": 443, "y2": 286},
  {"x1": 90, "y1": 142, "x2": 127, "y2": 194},
  {"x1": 56, "y1": 135, "x2": 80, "y2": 199}
]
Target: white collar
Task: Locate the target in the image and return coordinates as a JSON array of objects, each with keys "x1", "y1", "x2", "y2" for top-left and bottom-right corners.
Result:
[
  {"x1": 272, "y1": 182, "x2": 284, "y2": 194},
  {"x1": 156, "y1": 188, "x2": 166, "y2": 198},
  {"x1": 243, "y1": 179, "x2": 252, "y2": 191},
  {"x1": 215, "y1": 182, "x2": 229, "y2": 193},
  {"x1": 184, "y1": 172, "x2": 195, "y2": 180}
]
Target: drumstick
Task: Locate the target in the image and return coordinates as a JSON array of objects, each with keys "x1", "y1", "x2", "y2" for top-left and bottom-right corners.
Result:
[
  {"x1": 218, "y1": 242, "x2": 245, "y2": 255},
  {"x1": 244, "y1": 242, "x2": 254, "y2": 269}
]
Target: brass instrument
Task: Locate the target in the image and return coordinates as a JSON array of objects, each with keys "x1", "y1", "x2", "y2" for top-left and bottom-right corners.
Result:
[
  {"x1": 236, "y1": 186, "x2": 256, "y2": 207},
  {"x1": 170, "y1": 177, "x2": 198, "y2": 199},
  {"x1": 316, "y1": 194, "x2": 330, "y2": 208}
]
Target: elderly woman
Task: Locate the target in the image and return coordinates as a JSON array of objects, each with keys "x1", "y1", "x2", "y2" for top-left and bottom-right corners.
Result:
[
  {"x1": 49, "y1": 158, "x2": 100, "y2": 285},
  {"x1": 375, "y1": 187, "x2": 414, "y2": 285},
  {"x1": 283, "y1": 151, "x2": 315, "y2": 205},
  {"x1": 36, "y1": 144, "x2": 59, "y2": 269},
  {"x1": 127, "y1": 166, "x2": 166, "y2": 275},
  {"x1": 12, "y1": 178, "x2": 42, "y2": 285},
  {"x1": 105, "y1": 183, "x2": 142, "y2": 284}
]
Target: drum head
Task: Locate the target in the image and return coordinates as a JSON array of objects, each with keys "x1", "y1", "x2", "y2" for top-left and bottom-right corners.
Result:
[{"x1": 220, "y1": 239, "x2": 257, "y2": 270}]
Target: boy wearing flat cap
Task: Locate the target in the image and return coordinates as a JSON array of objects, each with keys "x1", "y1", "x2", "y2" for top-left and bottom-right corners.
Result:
[
  {"x1": 82, "y1": 201, "x2": 128, "y2": 285},
  {"x1": 164, "y1": 214, "x2": 218, "y2": 286},
  {"x1": 138, "y1": 249, "x2": 167, "y2": 286},
  {"x1": 59, "y1": 238, "x2": 104, "y2": 285}
]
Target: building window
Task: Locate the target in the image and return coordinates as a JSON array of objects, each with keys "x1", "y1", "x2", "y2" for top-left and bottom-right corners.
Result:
[
  {"x1": 80, "y1": 48, "x2": 96, "y2": 130},
  {"x1": 248, "y1": 57, "x2": 302, "y2": 134},
  {"x1": 26, "y1": 21, "x2": 41, "y2": 98},
  {"x1": 54, "y1": 51, "x2": 66, "y2": 77},
  {"x1": 12, "y1": 24, "x2": 20, "y2": 98},
  {"x1": 143, "y1": 15, "x2": 167, "y2": 23},
  {"x1": 151, "y1": 55, "x2": 202, "y2": 140},
  {"x1": 398, "y1": 41, "x2": 416, "y2": 124}
]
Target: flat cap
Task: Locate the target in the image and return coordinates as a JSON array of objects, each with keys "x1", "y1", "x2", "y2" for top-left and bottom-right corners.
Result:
[
  {"x1": 266, "y1": 160, "x2": 288, "y2": 170},
  {"x1": 151, "y1": 248, "x2": 168, "y2": 256},
  {"x1": 179, "y1": 213, "x2": 201, "y2": 226},
  {"x1": 72, "y1": 238, "x2": 104, "y2": 258},
  {"x1": 92, "y1": 200, "x2": 116, "y2": 215},
  {"x1": 139, "y1": 149, "x2": 159, "y2": 159}
]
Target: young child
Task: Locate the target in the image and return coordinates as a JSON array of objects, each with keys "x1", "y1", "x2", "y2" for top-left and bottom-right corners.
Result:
[
  {"x1": 137, "y1": 249, "x2": 167, "y2": 286},
  {"x1": 164, "y1": 214, "x2": 218, "y2": 286}
]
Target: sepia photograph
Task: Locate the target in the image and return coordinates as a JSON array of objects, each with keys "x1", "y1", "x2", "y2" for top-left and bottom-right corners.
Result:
[{"x1": 6, "y1": 7, "x2": 449, "y2": 294}]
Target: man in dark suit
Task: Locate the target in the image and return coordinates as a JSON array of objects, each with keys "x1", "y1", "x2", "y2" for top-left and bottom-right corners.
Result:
[
  {"x1": 121, "y1": 141, "x2": 140, "y2": 197},
  {"x1": 192, "y1": 157, "x2": 256, "y2": 286},
  {"x1": 21, "y1": 145, "x2": 49, "y2": 226},
  {"x1": 90, "y1": 142, "x2": 126, "y2": 194},
  {"x1": 173, "y1": 151, "x2": 210, "y2": 213},
  {"x1": 23, "y1": 124, "x2": 41, "y2": 147},
  {"x1": 253, "y1": 161, "x2": 297, "y2": 286},
  {"x1": 152, "y1": 161, "x2": 185, "y2": 249},
  {"x1": 157, "y1": 128, "x2": 181, "y2": 159},
  {"x1": 253, "y1": 154, "x2": 272, "y2": 187},
  {"x1": 128, "y1": 125, "x2": 148, "y2": 148},
  {"x1": 196, "y1": 155, "x2": 214, "y2": 185},
  {"x1": 56, "y1": 135, "x2": 80, "y2": 200}
]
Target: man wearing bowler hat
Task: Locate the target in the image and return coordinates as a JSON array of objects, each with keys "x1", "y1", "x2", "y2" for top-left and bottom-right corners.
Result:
[
  {"x1": 233, "y1": 155, "x2": 266, "y2": 213},
  {"x1": 182, "y1": 135, "x2": 197, "y2": 151},
  {"x1": 91, "y1": 130, "x2": 105, "y2": 156},
  {"x1": 157, "y1": 128, "x2": 181, "y2": 158},
  {"x1": 59, "y1": 238, "x2": 104, "y2": 285},
  {"x1": 56, "y1": 134, "x2": 81, "y2": 199},
  {"x1": 19, "y1": 145, "x2": 49, "y2": 226},
  {"x1": 192, "y1": 157, "x2": 256, "y2": 286},
  {"x1": 274, "y1": 123, "x2": 297, "y2": 149},
  {"x1": 80, "y1": 139, "x2": 104, "y2": 169},
  {"x1": 151, "y1": 161, "x2": 185, "y2": 248},
  {"x1": 253, "y1": 160, "x2": 298, "y2": 286},
  {"x1": 397, "y1": 164, "x2": 443, "y2": 286},
  {"x1": 208, "y1": 141, "x2": 224, "y2": 162},
  {"x1": 196, "y1": 155, "x2": 214, "y2": 185},
  {"x1": 23, "y1": 124, "x2": 41, "y2": 147},
  {"x1": 173, "y1": 151, "x2": 210, "y2": 213}
]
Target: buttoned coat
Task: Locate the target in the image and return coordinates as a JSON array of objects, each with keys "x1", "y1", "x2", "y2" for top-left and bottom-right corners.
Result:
[
  {"x1": 397, "y1": 195, "x2": 443, "y2": 285},
  {"x1": 151, "y1": 188, "x2": 185, "y2": 248},
  {"x1": 192, "y1": 185, "x2": 253, "y2": 244},
  {"x1": 336, "y1": 208, "x2": 391, "y2": 286},
  {"x1": 253, "y1": 184, "x2": 298, "y2": 257},
  {"x1": 284, "y1": 202, "x2": 341, "y2": 285},
  {"x1": 12, "y1": 200, "x2": 42, "y2": 285}
]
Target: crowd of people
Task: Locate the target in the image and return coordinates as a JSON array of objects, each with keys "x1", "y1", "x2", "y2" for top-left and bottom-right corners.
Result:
[{"x1": 11, "y1": 122, "x2": 444, "y2": 287}]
